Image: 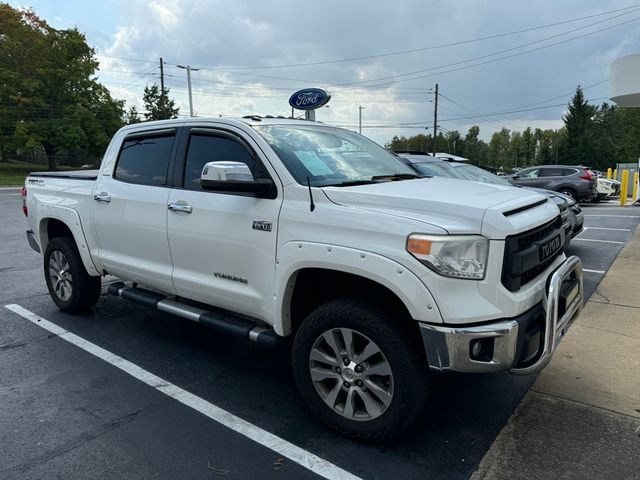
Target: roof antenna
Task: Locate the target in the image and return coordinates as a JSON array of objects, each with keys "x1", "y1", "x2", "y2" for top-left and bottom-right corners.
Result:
[{"x1": 306, "y1": 177, "x2": 315, "y2": 212}]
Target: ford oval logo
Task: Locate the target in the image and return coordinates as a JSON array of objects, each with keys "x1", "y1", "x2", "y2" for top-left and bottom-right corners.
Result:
[{"x1": 288, "y1": 88, "x2": 331, "y2": 110}]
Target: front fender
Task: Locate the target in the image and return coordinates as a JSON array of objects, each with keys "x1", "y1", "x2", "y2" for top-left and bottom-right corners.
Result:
[{"x1": 274, "y1": 241, "x2": 443, "y2": 336}]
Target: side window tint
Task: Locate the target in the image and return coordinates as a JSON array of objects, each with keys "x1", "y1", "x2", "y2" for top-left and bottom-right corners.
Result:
[
  {"x1": 540, "y1": 168, "x2": 561, "y2": 177},
  {"x1": 522, "y1": 169, "x2": 539, "y2": 178},
  {"x1": 184, "y1": 134, "x2": 264, "y2": 190},
  {"x1": 115, "y1": 133, "x2": 175, "y2": 186},
  {"x1": 562, "y1": 168, "x2": 578, "y2": 176}
]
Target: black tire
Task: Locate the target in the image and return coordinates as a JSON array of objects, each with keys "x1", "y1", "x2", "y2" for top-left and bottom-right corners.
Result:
[
  {"x1": 292, "y1": 298, "x2": 430, "y2": 441},
  {"x1": 558, "y1": 188, "x2": 577, "y2": 200},
  {"x1": 44, "y1": 236, "x2": 101, "y2": 313}
]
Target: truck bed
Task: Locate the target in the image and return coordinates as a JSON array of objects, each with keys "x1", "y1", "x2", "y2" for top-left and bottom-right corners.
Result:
[{"x1": 29, "y1": 170, "x2": 99, "y2": 180}]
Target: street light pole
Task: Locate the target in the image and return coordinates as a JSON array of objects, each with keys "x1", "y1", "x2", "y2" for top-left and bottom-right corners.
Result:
[
  {"x1": 432, "y1": 83, "x2": 439, "y2": 155},
  {"x1": 359, "y1": 106, "x2": 365, "y2": 134},
  {"x1": 176, "y1": 64, "x2": 200, "y2": 117}
]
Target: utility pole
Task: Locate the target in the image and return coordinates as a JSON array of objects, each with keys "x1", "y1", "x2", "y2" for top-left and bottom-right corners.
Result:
[
  {"x1": 432, "y1": 83, "x2": 439, "y2": 155},
  {"x1": 176, "y1": 64, "x2": 200, "y2": 117},
  {"x1": 159, "y1": 57, "x2": 165, "y2": 92},
  {"x1": 358, "y1": 106, "x2": 365, "y2": 134},
  {"x1": 159, "y1": 57, "x2": 165, "y2": 107}
]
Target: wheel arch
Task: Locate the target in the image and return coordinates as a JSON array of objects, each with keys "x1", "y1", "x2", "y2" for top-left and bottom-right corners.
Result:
[
  {"x1": 38, "y1": 212, "x2": 100, "y2": 276},
  {"x1": 555, "y1": 185, "x2": 578, "y2": 197},
  {"x1": 275, "y1": 242, "x2": 442, "y2": 336}
]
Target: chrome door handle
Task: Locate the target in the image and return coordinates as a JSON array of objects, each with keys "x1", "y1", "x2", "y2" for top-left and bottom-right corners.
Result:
[
  {"x1": 168, "y1": 202, "x2": 193, "y2": 213},
  {"x1": 93, "y1": 193, "x2": 111, "y2": 203}
]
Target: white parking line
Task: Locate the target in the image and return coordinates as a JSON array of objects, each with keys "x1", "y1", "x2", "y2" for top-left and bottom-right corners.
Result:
[
  {"x1": 583, "y1": 269, "x2": 605, "y2": 274},
  {"x1": 573, "y1": 238, "x2": 624, "y2": 244},
  {"x1": 583, "y1": 227, "x2": 631, "y2": 231},
  {"x1": 0, "y1": 193, "x2": 20, "y2": 196},
  {"x1": 4, "y1": 304, "x2": 362, "y2": 480},
  {"x1": 584, "y1": 215, "x2": 639, "y2": 218}
]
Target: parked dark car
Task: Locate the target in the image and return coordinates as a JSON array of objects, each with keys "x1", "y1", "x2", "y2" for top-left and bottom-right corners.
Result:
[
  {"x1": 396, "y1": 153, "x2": 584, "y2": 248},
  {"x1": 509, "y1": 165, "x2": 597, "y2": 202}
]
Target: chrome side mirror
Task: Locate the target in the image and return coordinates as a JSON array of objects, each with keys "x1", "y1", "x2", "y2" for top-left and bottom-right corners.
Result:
[{"x1": 200, "y1": 161, "x2": 274, "y2": 197}]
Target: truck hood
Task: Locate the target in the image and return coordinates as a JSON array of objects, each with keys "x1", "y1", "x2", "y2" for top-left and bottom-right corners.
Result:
[{"x1": 321, "y1": 178, "x2": 557, "y2": 237}]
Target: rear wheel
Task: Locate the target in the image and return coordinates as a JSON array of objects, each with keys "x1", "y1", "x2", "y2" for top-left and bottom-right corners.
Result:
[
  {"x1": 44, "y1": 236, "x2": 101, "y2": 313},
  {"x1": 559, "y1": 188, "x2": 577, "y2": 200},
  {"x1": 292, "y1": 298, "x2": 430, "y2": 441}
]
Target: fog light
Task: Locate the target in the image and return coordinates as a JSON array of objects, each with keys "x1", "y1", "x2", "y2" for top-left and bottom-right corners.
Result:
[{"x1": 470, "y1": 338, "x2": 495, "y2": 362}]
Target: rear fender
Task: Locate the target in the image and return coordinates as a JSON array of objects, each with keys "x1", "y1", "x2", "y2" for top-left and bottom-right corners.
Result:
[{"x1": 37, "y1": 207, "x2": 100, "y2": 276}]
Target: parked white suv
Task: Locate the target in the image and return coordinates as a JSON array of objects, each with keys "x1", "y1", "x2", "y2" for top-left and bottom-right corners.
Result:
[{"x1": 22, "y1": 117, "x2": 583, "y2": 440}]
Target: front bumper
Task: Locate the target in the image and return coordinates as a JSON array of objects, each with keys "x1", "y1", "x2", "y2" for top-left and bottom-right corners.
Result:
[{"x1": 419, "y1": 255, "x2": 583, "y2": 375}]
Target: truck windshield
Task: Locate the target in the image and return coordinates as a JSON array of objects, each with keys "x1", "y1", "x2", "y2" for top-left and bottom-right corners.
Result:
[{"x1": 254, "y1": 124, "x2": 417, "y2": 187}]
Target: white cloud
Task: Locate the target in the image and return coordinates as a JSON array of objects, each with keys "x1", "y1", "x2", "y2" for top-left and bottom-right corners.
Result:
[{"x1": 74, "y1": 0, "x2": 640, "y2": 143}]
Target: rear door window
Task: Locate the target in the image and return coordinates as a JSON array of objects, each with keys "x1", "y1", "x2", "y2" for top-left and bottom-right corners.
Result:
[
  {"x1": 539, "y1": 168, "x2": 562, "y2": 177},
  {"x1": 115, "y1": 131, "x2": 176, "y2": 186}
]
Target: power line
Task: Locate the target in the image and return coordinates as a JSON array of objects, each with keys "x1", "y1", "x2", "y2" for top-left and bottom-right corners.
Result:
[
  {"x1": 512, "y1": 79, "x2": 609, "y2": 109},
  {"x1": 438, "y1": 97, "x2": 608, "y2": 121},
  {"x1": 93, "y1": 6, "x2": 635, "y2": 95},
  {"x1": 439, "y1": 102, "x2": 517, "y2": 131},
  {"x1": 331, "y1": 98, "x2": 609, "y2": 130},
  {"x1": 187, "y1": 4, "x2": 640, "y2": 71},
  {"x1": 438, "y1": 93, "x2": 519, "y2": 130},
  {"x1": 337, "y1": 10, "x2": 640, "y2": 89}
]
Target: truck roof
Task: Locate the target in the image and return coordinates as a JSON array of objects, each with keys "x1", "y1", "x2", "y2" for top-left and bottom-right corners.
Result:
[{"x1": 119, "y1": 116, "x2": 329, "y2": 133}]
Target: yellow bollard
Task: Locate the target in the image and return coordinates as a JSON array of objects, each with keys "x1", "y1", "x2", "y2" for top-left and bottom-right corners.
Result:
[
  {"x1": 607, "y1": 168, "x2": 612, "y2": 180},
  {"x1": 613, "y1": 169, "x2": 618, "y2": 180},
  {"x1": 620, "y1": 170, "x2": 629, "y2": 206},
  {"x1": 634, "y1": 172, "x2": 639, "y2": 203}
]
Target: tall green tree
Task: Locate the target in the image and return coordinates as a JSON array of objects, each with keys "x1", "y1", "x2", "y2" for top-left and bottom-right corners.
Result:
[
  {"x1": 126, "y1": 106, "x2": 142, "y2": 124},
  {"x1": 142, "y1": 84, "x2": 180, "y2": 121},
  {"x1": 488, "y1": 128, "x2": 511, "y2": 168},
  {"x1": 591, "y1": 102, "x2": 621, "y2": 170},
  {"x1": 615, "y1": 107, "x2": 640, "y2": 165},
  {"x1": 561, "y1": 86, "x2": 597, "y2": 165},
  {"x1": 520, "y1": 127, "x2": 535, "y2": 166},
  {"x1": 463, "y1": 125, "x2": 481, "y2": 164},
  {"x1": 444, "y1": 130, "x2": 463, "y2": 157},
  {"x1": 0, "y1": 4, "x2": 126, "y2": 169}
]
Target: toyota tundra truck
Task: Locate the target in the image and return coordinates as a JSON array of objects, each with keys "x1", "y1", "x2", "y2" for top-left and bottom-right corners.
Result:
[{"x1": 22, "y1": 117, "x2": 583, "y2": 441}]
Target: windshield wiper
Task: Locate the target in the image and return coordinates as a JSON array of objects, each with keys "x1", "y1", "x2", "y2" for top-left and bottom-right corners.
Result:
[
  {"x1": 370, "y1": 173, "x2": 422, "y2": 181},
  {"x1": 321, "y1": 173, "x2": 422, "y2": 187},
  {"x1": 322, "y1": 179, "x2": 378, "y2": 187}
]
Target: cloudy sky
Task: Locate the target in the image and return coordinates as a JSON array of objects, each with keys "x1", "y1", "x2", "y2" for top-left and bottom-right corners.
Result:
[{"x1": 14, "y1": 0, "x2": 640, "y2": 145}]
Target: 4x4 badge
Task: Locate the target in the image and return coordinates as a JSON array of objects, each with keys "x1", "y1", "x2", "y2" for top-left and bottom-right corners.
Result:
[{"x1": 252, "y1": 220, "x2": 272, "y2": 232}]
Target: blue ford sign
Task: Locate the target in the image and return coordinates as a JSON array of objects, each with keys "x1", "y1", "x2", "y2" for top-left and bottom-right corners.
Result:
[{"x1": 289, "y1": 88, "x2": 331, "y2": 110}]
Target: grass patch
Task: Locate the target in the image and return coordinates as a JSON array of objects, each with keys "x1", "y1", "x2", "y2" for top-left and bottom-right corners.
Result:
[{"x1": 0, "y1": 160, "x2": 72, "y2": 186}]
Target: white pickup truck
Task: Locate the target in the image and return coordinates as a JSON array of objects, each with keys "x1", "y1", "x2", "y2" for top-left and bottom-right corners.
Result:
[{"x1": 23, "y1": 117, "x2": 583, "y2": 441}]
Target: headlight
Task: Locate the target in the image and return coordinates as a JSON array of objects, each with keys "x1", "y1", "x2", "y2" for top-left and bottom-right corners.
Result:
[{"x1": 406, "y1": 234, "x2": 489, "y2": 280}]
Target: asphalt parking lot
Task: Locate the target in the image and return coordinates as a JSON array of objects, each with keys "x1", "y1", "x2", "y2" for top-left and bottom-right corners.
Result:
[{"x1": 1, "y1": 188, "x2": 639, "y2": 480}]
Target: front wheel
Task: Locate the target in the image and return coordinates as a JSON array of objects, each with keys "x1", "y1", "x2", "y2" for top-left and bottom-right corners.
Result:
[
  {"x1": 44, "y1": 236, "x2": 101, "y2": 313},
  {"x1": 292, "y1": 298, "x2": 430, "y2": 441}
]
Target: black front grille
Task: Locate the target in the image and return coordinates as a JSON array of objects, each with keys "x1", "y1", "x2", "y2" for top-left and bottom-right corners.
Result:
[{"x1": 502, "y1": 216, "x2": 564, "y2": 292}]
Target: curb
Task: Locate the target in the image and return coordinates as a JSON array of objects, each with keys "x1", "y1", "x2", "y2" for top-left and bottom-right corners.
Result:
[{"x1": 472, "y1": 221, "x2": 640, "y2": 480}]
